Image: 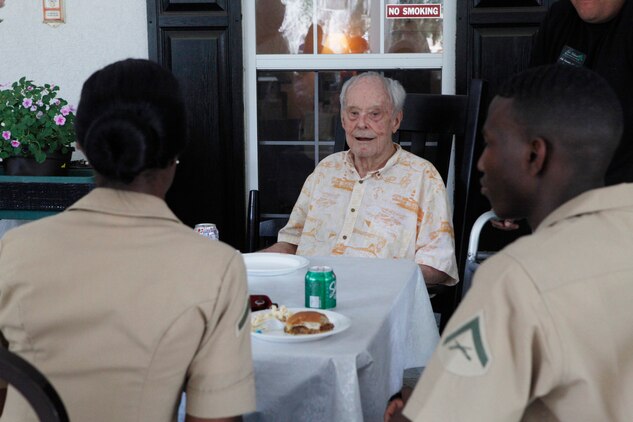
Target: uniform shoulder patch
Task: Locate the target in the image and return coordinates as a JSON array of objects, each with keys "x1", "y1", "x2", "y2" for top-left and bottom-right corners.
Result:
[
  {"x1": 236, "y1": 297, "x2": 250, "y2": 337},
  {"x1": 438, "y1": 311, "x2": 491, "y2": 376}
]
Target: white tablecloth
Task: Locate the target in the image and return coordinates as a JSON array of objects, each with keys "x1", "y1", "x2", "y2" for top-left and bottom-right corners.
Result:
[{"x1": 245, "y1": 256, "x2": 439, "y2": 422}]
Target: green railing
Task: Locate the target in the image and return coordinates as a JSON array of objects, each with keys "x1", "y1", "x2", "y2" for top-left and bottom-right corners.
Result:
[{"x1": 0, "y1": 168, "x2": 95, "y2": 220}]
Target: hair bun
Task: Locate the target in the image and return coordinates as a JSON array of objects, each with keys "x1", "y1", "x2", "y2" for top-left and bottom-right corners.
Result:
[{"x1": 82, "y1": 106, "x2": 162, "y2": 183}]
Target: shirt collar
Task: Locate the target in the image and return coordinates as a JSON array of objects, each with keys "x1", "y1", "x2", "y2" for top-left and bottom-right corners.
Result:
[
  {"x1": 67, "y1": 187, "x2": 181, "y2": 223},
  {"x1": 343, "y1": 143, "x2": 402, "y2": 179},
  {"x1": 537, "y1": 184, "x2": 633, "y2": 232}
]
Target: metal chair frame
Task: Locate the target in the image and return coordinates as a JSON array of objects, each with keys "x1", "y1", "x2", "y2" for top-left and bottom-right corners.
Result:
[{"x1": 0, "y1": 347, "x2": 69, "y2": 422}]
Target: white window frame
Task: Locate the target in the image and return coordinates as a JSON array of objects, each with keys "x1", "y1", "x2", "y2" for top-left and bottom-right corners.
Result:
[{"x1": 242, "y1": 0, "x2": 456, "y2": 192}]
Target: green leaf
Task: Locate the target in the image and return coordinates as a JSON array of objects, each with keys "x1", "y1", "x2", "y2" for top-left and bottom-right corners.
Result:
[{"x1": 34, "y1": 150, "x2": 46, "y2": 163}]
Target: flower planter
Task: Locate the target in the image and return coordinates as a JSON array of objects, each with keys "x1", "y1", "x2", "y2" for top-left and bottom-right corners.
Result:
[
  {"x1": 1, "y1": 77, "x2": 76, "y2": 176},
  {"x1": 0, "y1": 168, "x2": 95, "y2": 219},
  {"x1": 2, "y1": 152, "x2": 72, "y2": 176}
]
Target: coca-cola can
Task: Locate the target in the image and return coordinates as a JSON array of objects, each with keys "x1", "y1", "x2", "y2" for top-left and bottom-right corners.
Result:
[{"x1": 194, "y1": 223, "x2": 219, "y2": 240}]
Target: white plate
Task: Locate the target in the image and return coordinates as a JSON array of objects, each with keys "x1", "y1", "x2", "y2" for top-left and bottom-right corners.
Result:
[
  {"x1": 251, "y1": 308, "x2": 351, "y2": 343},
  {"x1": 242, "y1": 253, "x2": 310, "y2": 276}
]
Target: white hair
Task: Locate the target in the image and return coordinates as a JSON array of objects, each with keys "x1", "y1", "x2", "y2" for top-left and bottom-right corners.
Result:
[{"x1": 339, "y1": 71, "x2": 406, "y2": 116}]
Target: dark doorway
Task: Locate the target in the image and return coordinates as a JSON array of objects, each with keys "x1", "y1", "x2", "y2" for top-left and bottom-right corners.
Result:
[{"x1": 147, "y1": 0, "x2": 245, "y2": 250}]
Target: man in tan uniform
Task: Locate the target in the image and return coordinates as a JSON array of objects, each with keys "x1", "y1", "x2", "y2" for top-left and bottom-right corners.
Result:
[{"x1": 386, "y1": 64, "x2": 633, "y2": 421}]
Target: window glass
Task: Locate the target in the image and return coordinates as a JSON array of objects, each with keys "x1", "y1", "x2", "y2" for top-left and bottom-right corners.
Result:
[
  {"x1": 316, "y1": 0, "x2": 373, "y2": 54},
  {"x1": 256, "y1": 0, "x2": 444, "y2": 54},
  {"x1": 257, "y1": 71, "x2": 315, "y2": 141},
  {"x1": 258, "y1": 145, "x2": 314, "y2": 214},
  {"x1": 256, "y1": 0, "x2": 375, "y2": 55},
  {"x1": 256, "y1": 0, "x2": 293, "y2": 54},
  {"x1": 385, "y1": 0, "x2": 443, "y2": 53}
]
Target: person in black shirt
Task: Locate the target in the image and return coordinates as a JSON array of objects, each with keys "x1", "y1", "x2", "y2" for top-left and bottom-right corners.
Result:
[{"x1": 530, "y1": 0, "x2": 633, "y2": 185}]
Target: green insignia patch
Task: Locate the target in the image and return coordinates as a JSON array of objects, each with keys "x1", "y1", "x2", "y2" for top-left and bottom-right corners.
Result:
[
  {"x1": 236, "y1": 297, "x2": 250, "y2": 336},
  {"x1": 438, "y1": 311, "x2": 491, "y2": 376}
]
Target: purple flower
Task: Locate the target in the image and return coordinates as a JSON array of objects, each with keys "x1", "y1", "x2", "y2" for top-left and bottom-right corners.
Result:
[
  {"x1": 2, "y1": 131, "x2": 10, "y2": 140},
  {"x1": 54, "y1": 115, "x2": 66, "y2": 126},
  {"x1": 36, "y1": 100, "x2": 44, "y2": 107},
  {"x1": 30, "y1": 105, "x2": 37, "y2": 112},
  {"x1": 60, "y1": 105, "x2": 71, "y2": 116},
  {"x1": 26, "y1": 86, "x2": 34, "y2": 91},
  {"x1": 10, "y1": 140, "x2": 20, "y2": 148},
  {"x1": 53, "y1": 99, "x2": 60, "y2": 106},
  {"x1": 22, "y1": 98, "x2": 33, "y2": 108}
]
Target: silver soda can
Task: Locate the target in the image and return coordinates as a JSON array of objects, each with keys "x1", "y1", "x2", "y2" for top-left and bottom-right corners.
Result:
[{"x1": 194, "y1": 223, "x2": 219, "y2": 240}]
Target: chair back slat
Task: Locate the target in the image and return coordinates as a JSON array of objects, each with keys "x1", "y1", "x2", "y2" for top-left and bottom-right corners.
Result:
[{"x1": 246, "y1": 189, "x2": 289, "y2": 252}]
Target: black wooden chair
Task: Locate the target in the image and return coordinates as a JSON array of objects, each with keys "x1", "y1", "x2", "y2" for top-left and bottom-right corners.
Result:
[
  {"x1": 334, "y1": 79, "x2": 488, "y2": 333},
  {"x1": 246, "y1": 189, "x2": 289, "y2": 252},
  {"x1": 0, "y1": 347, "x2": 69, "y2": 422}
]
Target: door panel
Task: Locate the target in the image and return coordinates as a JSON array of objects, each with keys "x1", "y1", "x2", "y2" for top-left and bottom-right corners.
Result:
[
  {"x1": 455, "y1": 1, "x2": 558, "y2": 263},
  {"x1": 147, "y1": 1, "x2": 245, "y2": 249},
  {"x1": 161, "y1": 0, "x2": 227, "y2": 12},
  {"x1": 473, "y1": 26, "x2": 540, "y2": 99}
]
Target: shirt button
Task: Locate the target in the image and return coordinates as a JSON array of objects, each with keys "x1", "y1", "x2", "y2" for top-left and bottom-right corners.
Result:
[
  {"x1": 351, "y1": 208, "x2": 356, "y2": 212},
  {"x1": 342, "y1": 235, "x2": 348, "y2": 240},
  {"x1": 359, "y1": 180, "x2": 363, "y2": 184}
]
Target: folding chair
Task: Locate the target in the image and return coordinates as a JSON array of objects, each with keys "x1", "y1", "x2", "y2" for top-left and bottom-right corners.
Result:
[{"x1": 462, "y1": 210, "x2": 498, "y2": 298}]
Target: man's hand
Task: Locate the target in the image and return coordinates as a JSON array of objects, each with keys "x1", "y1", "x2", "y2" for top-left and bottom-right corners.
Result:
[
  {"x1": 491, "y1": 218, "x2": 520, "y2": 231},
  {"x1": 384, "y1": 396, "x2": 404, "y2": 422},
  {"x1": 384, "y1": 386, "x2": 413, "y2": 422},
  {"x1": 260, "y1": 242, "x2": 297, "y2": 254}
]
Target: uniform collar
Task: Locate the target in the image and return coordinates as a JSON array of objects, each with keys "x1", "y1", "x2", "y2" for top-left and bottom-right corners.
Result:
[
  {"x1": 67, "y1": 187, "x2": 181, "y2": 222},
  {"x1": 343, "y1": 143, "x2": 402, "y2": 179},
  {"x1": 537, "y1": 184, "x2": 633, "y2": 232}
]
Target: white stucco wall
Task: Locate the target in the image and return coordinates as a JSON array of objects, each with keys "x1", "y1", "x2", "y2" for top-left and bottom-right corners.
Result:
[
  {"x1": 0, "y1": 0, "x2": 148, "y2": 111},
  {"x1": 0, "y1": 1, "x2": 148, "y2": 236}
]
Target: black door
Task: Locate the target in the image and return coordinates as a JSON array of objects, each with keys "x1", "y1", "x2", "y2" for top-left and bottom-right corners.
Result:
[
  {"x1": 147, "y1": 0, "x2": 245, "y2": 250},
  {"x1": 457, "y1": 0, "x2": 557, "y2": 100},
  {"x1": 455, "y1": 0, "x2": 557, "y2": 251}
]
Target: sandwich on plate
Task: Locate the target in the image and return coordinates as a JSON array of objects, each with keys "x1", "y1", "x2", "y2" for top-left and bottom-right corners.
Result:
[{"x1": 284, "y1": 311, "x2": 335, "y2": 335}]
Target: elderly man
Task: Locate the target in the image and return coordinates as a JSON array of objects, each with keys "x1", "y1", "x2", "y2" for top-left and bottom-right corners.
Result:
[
  {"x1": 386, "y1": 64, "x2": 633, "y2": 421},
  {"x1": 265, "y1": 72, "x2": 457, "y2": 286}
]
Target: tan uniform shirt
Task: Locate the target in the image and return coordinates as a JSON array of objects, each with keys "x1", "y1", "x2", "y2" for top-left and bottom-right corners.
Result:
[
  {"x1": 278, "y1": 145, "x2": 458, "y2": 282},
  {"x1": 404, "y1": 184, "x2": 633, "y2": 421},
  {"x1": 0, "y1": 188, "x2": 255, "y2": 421}
]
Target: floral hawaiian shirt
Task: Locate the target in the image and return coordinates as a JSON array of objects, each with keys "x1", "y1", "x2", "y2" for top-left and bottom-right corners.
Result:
[{"x1": 278, "y1": 144, "x2": 458, "y2": 283}]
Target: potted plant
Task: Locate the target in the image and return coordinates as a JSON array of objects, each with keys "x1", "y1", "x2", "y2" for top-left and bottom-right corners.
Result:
[{"x1": 0, "y1": 77, "x2": 76, "y2": 176}]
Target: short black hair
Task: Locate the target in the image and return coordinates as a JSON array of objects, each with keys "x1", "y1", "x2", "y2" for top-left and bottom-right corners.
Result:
[
  {"x1": 75, "y1": 59, "x2": 187, "y2": 184},
  {"x1": 498, "y1": 64, "x2": 623, "y2": 175}
]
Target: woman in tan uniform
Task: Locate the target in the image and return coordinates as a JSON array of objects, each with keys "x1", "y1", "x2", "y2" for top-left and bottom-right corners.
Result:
[{"x1": 0, "y1": 59, "x2": 255, "y2": 422}]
